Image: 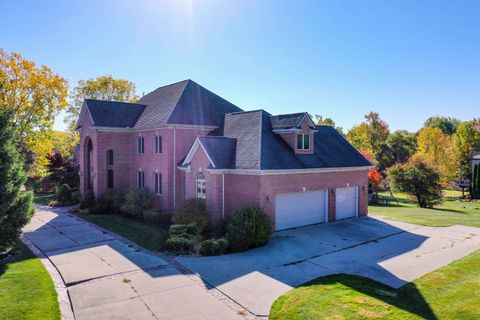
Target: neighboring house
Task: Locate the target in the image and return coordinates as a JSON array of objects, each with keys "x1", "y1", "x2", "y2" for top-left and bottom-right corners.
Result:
[{"x1": 77, "y1": 80, "x2": 371, "y2": 230}]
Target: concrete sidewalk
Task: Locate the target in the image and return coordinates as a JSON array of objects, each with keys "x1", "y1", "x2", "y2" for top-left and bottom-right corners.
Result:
[{"x1": 24, "y1": 206, "x2": 247, "y2": 320}]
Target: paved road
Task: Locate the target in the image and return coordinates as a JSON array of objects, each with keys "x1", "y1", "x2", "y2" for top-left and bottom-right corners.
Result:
[
  {"x1": 23, "y1": 206, "x2": 246, "y2": 320},
  {"x1": 177, "y1": 217, "x2": 480, "y2": 317}
]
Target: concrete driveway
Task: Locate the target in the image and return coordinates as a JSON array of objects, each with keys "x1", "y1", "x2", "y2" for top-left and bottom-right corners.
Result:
[
  {"x1": 23, "y1": 206, "x2": 246, "y2": 320},
  {"x1": 177, "y1": 217, "x2": 480, "y2": 317}
]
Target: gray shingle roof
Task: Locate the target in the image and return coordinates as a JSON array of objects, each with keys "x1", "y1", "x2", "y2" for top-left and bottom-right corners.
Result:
[
  {"x1": 84, "y1": 99, "x2": 146, "y2": 128},
  {"x1": 220, "y1": 110, "x2": 371, "y2": 170},
  {"x1": 198, "y1": 137, "x2": 236, "y2": 169},
  {"x1": 270, "y1": 112, "x2": 313, "y2": 130},
  {"x1": 135, "y1": 80, "x2": 242, "y2": 128}
]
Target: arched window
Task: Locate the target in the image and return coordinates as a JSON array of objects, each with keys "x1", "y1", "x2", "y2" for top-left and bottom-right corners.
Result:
[
  {"x1": 196, "y1": 172, "x2": 206, "y2": 199},
  {"x1": 106, "y1": 150, "x2": 114, "y2": 166}
]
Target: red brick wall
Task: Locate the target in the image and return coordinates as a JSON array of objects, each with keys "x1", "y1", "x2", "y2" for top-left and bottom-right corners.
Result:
[
  {"x1": 184, "y1": 146, "x2": 223, "y2": 221},
  {"x1": 258, "y1": 170, "x2": 369, "y2": 225}
]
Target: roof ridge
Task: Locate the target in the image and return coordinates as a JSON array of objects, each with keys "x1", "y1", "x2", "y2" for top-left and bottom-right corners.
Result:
[{"x1": 85, "y1": 98, "x2": 146, "y2": 106}]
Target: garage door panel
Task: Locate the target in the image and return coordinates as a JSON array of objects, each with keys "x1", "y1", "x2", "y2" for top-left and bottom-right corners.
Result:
[
  {"x1": 275, "y1": 190, "x2": 327, "y2": 231},
  {"x1": 336, "y1": 187, "x2": 357, "y2": 220}
]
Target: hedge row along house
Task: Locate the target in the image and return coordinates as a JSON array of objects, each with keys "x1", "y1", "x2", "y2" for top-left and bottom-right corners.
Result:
[{"x1": 77, "y1": 80, "x2": 371, "y2": 230}]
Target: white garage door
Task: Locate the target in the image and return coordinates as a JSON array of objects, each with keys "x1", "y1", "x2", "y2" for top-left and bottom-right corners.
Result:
[
  {"x1": 275, "y1": 190, "x2": 328, "y2": 231},
  {"x1": 336, "y1": 186, "x2": 358, "y2": 220}
]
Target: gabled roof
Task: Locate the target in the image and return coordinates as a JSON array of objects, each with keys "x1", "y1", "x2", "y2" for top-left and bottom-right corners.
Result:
[
  {"x1": 79, "y1": 99, "x2": 146, "y2": 128},
  {"x1": 134, "y1": 80, "x2": 242, "y2": 128},
  {"x1": 270, "y1": 112, "x2": 315, "y2": 130},
  {"x1": 181, "y1": 136, "x2": 236, "y2": 169},
  {"x1": 220, "y1": 110, "x2": 371, "y2": 170}
]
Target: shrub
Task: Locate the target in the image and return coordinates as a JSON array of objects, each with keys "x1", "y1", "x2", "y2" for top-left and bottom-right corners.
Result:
[
  {"x1": 80, "y1": 190, "x2": 96, "y2": 210},
  {"x1": 387, "y1": 157, "x2": 443, "y2": 208},
  {"x1": 199, "y1": 238, "x2": 229, "y2": 256},
  {"x1": 471, "y1": 164, "x2": 480, "y2": 199},
  {"x1": 120, "y1": 188, "x2": 155, "y2": 218},
  {"x1": 227, "y1": 207, "x2": 273, "y2": 252},
  {"x1": 164, "y1": 236, "x2": 194, "y2": 255},
  {"x1": 56, "y1": 184, "x2": 72, "y2": 204},
  {"x1": 172, "y1": 198, "x2": 210, "y2": 235},
  {"x1": 143, "y1": 210, "x2": 171, "y2": 224},
  {"x1": 168, "y1": 224, "x2": 197, "y2": 236},
  {"x1": 101, "y1": 189, "x2": 126, "y2": 214},
  {"x1": 71, "y1": 190, "x2": 81, "y2": 203}
]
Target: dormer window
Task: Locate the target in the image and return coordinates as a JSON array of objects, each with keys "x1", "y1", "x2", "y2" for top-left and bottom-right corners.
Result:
[{"x1": 297, "y1": 134, "x2": 310, "y2": 150}]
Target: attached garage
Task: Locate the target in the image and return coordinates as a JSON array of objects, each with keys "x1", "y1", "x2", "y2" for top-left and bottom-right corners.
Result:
[
  {"x1": 335, "y1": 186, "x2": 358, "y2": 220},
  {"x1": 275, "y1": 190, "x2": 328, "y2": 230}
]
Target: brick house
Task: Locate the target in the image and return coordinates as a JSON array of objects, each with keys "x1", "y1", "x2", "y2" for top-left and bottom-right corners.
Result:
[{"x1": 77, "y1": 80, "x2": 371, "y2": 230}]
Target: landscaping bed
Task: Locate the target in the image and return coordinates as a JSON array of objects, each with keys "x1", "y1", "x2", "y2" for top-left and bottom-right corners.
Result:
[
  {"x1": 270, "y1": 249, "x2": 480, "y2": 320},
  {"x1": 0, "y1": 242, "x2": 60, "y2": 320}
]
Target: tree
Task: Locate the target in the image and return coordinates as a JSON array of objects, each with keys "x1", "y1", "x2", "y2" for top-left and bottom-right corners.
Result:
[
  {"x1": 387, "y1": 157, "x2": 442, "y2": 208},
  {"x1": 424, "y1": 116, "x2": 461, "y2": 135},
  {"x1": 65, "y1": 75, "x2": 138, "y2": 131},
  {"x1": 386, "y1": 130, "x2": 417, "y2": 163},
  {"x1": 43, "y1": 150, "x2": 79, "y2": 190},
  {"x1": 0, "y1": 108, "x2": 34, "y2": 252},
  {"x1": 0, "y1": 49, "x2": 68, "y2": 140},
  {"x1": 416, "y1": 127, "x2": 457, "y2": 183},
  {"x1": 313, "y1": 114, "x2": 344, "y2": 135},
  {"x1": 471, "y1": 164, "x2": 480, "y2": 199},
  {"x1": 453, "y1": 120, "x2": 480, "y2": 179},
  {"x1": 347, "y1": 123, "x2": 370, "y2": 152},
  {"x1": 49, "y1": 130, "x2": 79, "y2": 160}
]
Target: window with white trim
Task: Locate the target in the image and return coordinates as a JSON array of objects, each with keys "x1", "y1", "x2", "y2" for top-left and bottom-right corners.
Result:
[
  {"x1": 137, "y1": 136, "x2": 144, "y2": 154},
  {"x1": 154, "y1": 172, "x2": 162, "y2": 195},
  {"x1": 297, "y1": 134, "x2": 310, "y2": 150},
  {"x1": 196, "y1": 172, "x2": 206, "y2": 199},
  {"x1": 154, "y1": 136, "x2": 162, "y2": 154},
  {"x1": 137, "y1": 171, "x2": 145, "y2": 189}
]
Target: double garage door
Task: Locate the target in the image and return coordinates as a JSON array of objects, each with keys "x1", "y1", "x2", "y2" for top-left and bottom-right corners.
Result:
[{"x1": 275, "y1": 187, "x2": 358, "y2": 231}]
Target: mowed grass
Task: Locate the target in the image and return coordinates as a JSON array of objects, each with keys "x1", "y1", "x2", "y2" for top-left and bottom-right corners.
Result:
[
  {"x1": 0, "y1": 242, "x2": 60, "y2": 320},
  {"x1": 369, "y1": 203, "x2": 480, "y2": 228},
  {"x1": 33, "y1": 192, "x2": 55, "y2": 206},
  {"x1": 79, "y1": 213, "x2": 169, "y2": 251},
  {"x1": 270, "y1": 249, "x2": 480, "y2": 320}
]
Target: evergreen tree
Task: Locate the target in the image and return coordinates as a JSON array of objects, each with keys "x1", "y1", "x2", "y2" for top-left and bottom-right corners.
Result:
[{"x1": 0, "y1": 108, "x2": 34, "y2": 252}]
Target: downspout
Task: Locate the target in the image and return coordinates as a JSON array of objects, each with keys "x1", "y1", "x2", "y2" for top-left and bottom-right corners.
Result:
[
  {"x1": 222, "y1": 173, "x2": 225, "y2": 220},
  {"x1": 173, "y1": 127, "x2": 177, "y2": 209}
]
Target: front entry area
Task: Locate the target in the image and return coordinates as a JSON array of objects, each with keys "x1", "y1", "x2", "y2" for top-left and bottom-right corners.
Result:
[
  {"x1": 335, "y1": 186, "x2": 358, "y2": 220},
  {"x1": 275, "y1": 190, "x2": 328, "y2": 230}
]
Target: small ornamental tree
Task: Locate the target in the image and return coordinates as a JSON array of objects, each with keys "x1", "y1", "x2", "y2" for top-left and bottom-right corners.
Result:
[
  {"x1": 0, "y1": 108, "x2": 34, "y2": 252},
  {"x1": 368, "y1": 167, "x2": 382, "y2": 186},
  {"x1": 387, "y1": 157, "x2": 442, "y2": 208}
]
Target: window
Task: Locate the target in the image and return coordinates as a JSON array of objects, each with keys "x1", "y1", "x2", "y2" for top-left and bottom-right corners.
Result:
[
  {"x1": 154, "y1": 172, "x2": 162, "y2": 195},
  {"x1": 106, "y1": 150, "x2": 114, "y2": 166},
  {"x1": 137, "y1": 136, "x2": 144, "y2": 154},
  {"x1": 297, "y1": 134, "x2": 310, "y2": 150},
  {"x1": 196, "y1": 172, "x2": 206, "y2": 199},
  {"x1": 154, "y1": 136, "x2": 162, "y2": 154},
  {"x1": 107, "y1": 169, "x2": 114, "y2": 189},
  {"x1": 137, "y1": 171, "x2": 145, "y2": 189}
]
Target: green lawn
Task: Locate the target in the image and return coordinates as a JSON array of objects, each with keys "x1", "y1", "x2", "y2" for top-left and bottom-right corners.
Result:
[
  {"x1": 369, "y1": 202, "x2": 480, "y2": 228},
  {"x1": 0, "y1": 242, "x2": 60, "y2": 320},
  {"x1": 79, "y1": 213, "x2": 169, "y2": 251},
  {"x1": 270, "y1": 249, "x2": 480, "y2": 320},
  {"x1": 33, "y1": 192, "x2": 55, "y2": 206}
]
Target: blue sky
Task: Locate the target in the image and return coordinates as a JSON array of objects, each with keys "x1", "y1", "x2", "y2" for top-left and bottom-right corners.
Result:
[{"x1": 1, "y1": 0, "x2": 479, "y2": 132}]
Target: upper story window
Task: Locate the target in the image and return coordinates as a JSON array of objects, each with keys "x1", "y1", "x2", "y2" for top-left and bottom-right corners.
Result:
[
  {"x1": 297, "y1": 134, "x2": 310, "y2": 150},
  {"x1": 154, "y1": 136, "x2": 162, "y2": 154},
  {"x1": 196, "y1": 172, "x2": 206, "y2": 199},
  {"x1": 154, "y1": 172, "x2": 162, "y2": 195},
  {"x1": 137, "y1": 136, "x2": 145, "y2": 154},
  {"x1": 137, "y1": 170, "x2": 145, "y2": 189},
  {"x1": 106, "y1": 150, "x2": 114, "y2": 166}
]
